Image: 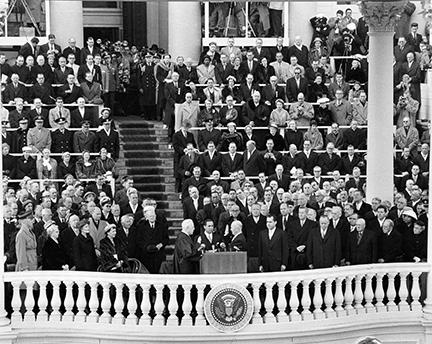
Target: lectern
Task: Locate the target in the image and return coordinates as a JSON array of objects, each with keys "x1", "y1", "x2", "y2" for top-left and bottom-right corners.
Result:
[{"x1": 200, "y1": 251, "x2": 247, "y2": 274}]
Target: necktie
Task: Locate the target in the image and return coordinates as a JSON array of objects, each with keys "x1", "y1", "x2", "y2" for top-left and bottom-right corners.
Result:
[
  {"x1": 357, "y1": 232, "x2": 363, "y2": 244},
  {"x1": 321, "y1": 229, "x2": 326, "y2": 239}
]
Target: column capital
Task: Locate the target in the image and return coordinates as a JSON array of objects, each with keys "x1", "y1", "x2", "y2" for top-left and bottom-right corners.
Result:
[{"x1": 358, "y1": 1, "x2": 407, "y2": 32}]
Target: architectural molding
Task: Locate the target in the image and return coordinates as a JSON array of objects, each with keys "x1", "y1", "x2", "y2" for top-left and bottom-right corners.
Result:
[{"x1": 359, "y1": 1, "x2": 407, "y2": 32}]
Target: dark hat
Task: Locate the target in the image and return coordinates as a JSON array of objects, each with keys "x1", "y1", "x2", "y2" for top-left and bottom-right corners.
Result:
[
  {"x1": 144, "y1": 52, "x2": 153, "y2": 58},
  {"x1": 30, "y1": 37, "x2": 39, "y2": 44},
  {"x1": 310, "y1": 119, "x2": 318, "y2": 126},
  {"x1": 1, "y1": 120, "x2": 9, "y2": 125},
  {"x1": 411, "y1": 22, "x2": 419, "y2": 27},
  {"x1": 286, "y1": 200, "x2": 294, "y2": 206},
  {"x1": 48, "y1": 33, "x2": 56, "y2": 39},
  {"x1": 35, "y1": 115, "x2": 44, "y2": 122},
  {"x1": 17, "y1": 210, "x2": 33, "y2": 220},
  {"x1": 55, "y1": 117, "x2": 66, "y2": 124},
  {"x1": 77, "y1": 218, "x2": 89, "y2": 230},
  {"x1": 81, "y1": 120, "x2": 91, "y2": 126}
]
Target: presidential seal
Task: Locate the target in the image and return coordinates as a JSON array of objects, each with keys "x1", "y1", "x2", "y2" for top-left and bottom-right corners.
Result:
[{"x1": 204, "y1": 283, "x2": 253, "y2": 332}]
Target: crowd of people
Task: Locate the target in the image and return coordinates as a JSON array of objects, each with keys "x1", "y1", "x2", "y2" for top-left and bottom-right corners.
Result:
[{"x1": 1, "y1": 5, "x2": 432, "y2": 275}]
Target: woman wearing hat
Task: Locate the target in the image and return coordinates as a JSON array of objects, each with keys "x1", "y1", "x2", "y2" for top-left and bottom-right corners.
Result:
[
  {"x1": 218, "y1": 122, "x2": 244, "y2": 151},
  {"x1": 75, "y1": 150, "x2": 98, "y2": 180},
  {"x1": 73, "y1": 219, "x2": 98, "y2": 271},
  {"x1": 257, "y1": 57, "x2": 275, "y2": 84},
  {"x1": 197, "y1": 99, "x2": 220, "y2": 127},
  {"x1": 95, "y1": 147, "x2": 116, "y2": 176},
  {"x1": 100, "y1": 196, "x2": 115, "y2": 223},
  {"x1": 303, "y1": 120, "x2": 324, "y2": 150},
  {"x1": 221, "y1": 76, "x2": 241, "y2": 103},
  {"x1": 346, "y1": 57, "x2": 366, "y2": 84},
  {"x1": 58, "y1": 152, "x2": 76, "y2": 179},
  {"x1": 15, "y1": 218, "x2": 38, "y2": 271},
  {"x1": 309, "y1": 73, "x2": 329, "y2": 102},
  {"x1": 269, "y1": 98, "x2": 289, "y2": 127},
  {"x1": 97, "y1": 107, "x2": 116, "y2": 130},
  {"x1": 99, "y1": 224, "x2": 129, "y2": 272},
  {"x1": 309, "y1": 37, "x2": 329, "y2": 66},
  {"x1": 42, "y1": 224, "x2": 68, "y2": 270}
]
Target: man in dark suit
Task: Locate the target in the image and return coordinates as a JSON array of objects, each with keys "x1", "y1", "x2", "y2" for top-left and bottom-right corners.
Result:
[
  {"x1": 243, "y1": 140, "x2": 265, "y2": 176},
  {"x1": 77, "y1": 54, "x2": 102, "y2": 84},
  {"x1": 286, "y1": 67, "x2": 308, "y2": 102},
  {"x1": 182, "y1": 186, "x2": 204, "y2": 236},
  {"x1": 135, "y1": 207, "x2": 169, "y2": 273},
  {"x1": 268, "y1": 164, "x2": 290, "y2": 191},
  {"x1": 196, "y1": 219, "x2": 223, "y2": 251},
  {"x1": 28, "y1": 73, "x2": 55, "y2": 105},
  {"x1": 262, "y1": 137, "x2": 283, "y2": 176},
  {"x1": 221, "y1": 142, "x2": 243, "y2": 177},
  {"x1": 51, "y1": 118, "x2": 73, "y2": 153},
  {"x1": 401, "y1": 52, "x2": 421, "y2": 101},
  {"x1": 243, "y1": 203, "x2": 266, "y2": 272},
  {"x1": 15, "y1": 146, "x2": 37, "y2": 179},
  {"x1": 352, "y1": 190, "x2": 372, "y2": 218},
  {"x1": 254, "y1": 173, "x2": 269, "y2": 200},
  {"x1": 197, "y1": 120, "x2": 221, "y2": 151},
  {"x1": 229, "y1": 220, "x2": 247, "y2": 252},
  {"x1": 40, "y1": 34, "x2": 62, "y2": 59},
  {"x1": 79, "y1": 37, "x2": 101, "y2": 64},
  {"x1": 307, "y1": 215, "x2": 341, "y2": 269},
  {"x1": 405, "y1": 23, "x2": 422, "y2": 52},
  {"x1": 394, "y1": 37, "x2": 414, "y2": 64},
  {"x1": 120, "y1": 191, "x2": 142, "y2": 224},
  {"x1": 70, "y1": 97, "x2": 95, "y2": 128},
  {"x1": 214, "y1": 53, "x2": 234, "y2": 84},
  {"x1": 287, "y1": 207, "x2": 317, "y2": 269},
  {"x1": 173, "y1": 219, "x2": 204, "y2": 274},
  {"x1": 18, "y1": 37, "x2": 40, "y2": 60},
  {"x1": 270, "y1": 37, "x2": 289, "y2": 62},
  {"x1": 346, "y1": 218, "x2": 378, "y2": 265},
  {"x1": 164, "y1": 73, "x2": 188, "y2": 139},
  {"x1": 182, "y1": 165, "x2": 208, "y2": 201},
  {"x1": 341, "y1": 145, "x2": 363, "y2": 175},
  {"x1": 239, "y1": 73, "x2": 260, "y2": 102},
  {"x1": 54, "y1": 56, "x2": 74, "y2": 85},
  {"x1": 2, "y1": 73, "x2": 27, "y2": 103},
  {"x1": 239, "y1": 51, "x2": 260, "y2": 81},
  {"x1": 57, "y1": 74, "x2": 82, "y2": 104},
  {"x1": 258, "y1": 214, "x2": 288, "y2": 272},
  {"x1": 261, "y1": 76, "x2": 286, "y2": 109},
  {"x1": 378, "y1": 219, "x2": 404, "y2": 263},
  {"x1": 62, "y1": 37, "x2": 82, "y2": 65},
  {"x1": 296, "y1": 139, "x2": 319, "y2": 175},
  {"x1": 96, "y1": 119, "x2": 120, "y2": 160},
  {"x1": 288, "y1": 37, "x2": 309, "y2": 68},
  {"x1": 199, "y1": 141, "x2": 222, "y2": 177},
  {"x1": 172, "y1": 123, "x2": 196, "y2": 192},
  {"x1": 401, "y1": 164, "x2": 428, "y2": 191},
  {"x1": 318, "y1": 142, "x2": 342, "y2": 175}
]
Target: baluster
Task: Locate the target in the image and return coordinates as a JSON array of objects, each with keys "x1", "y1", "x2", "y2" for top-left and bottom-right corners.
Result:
[
  {"x1": 324, "y1": 278, "x2": 336, "y2": 318},
  {"x1": 62, "y1": 281, "x2": 75, "y2": 322},
  {"x1": 364, "y1": 273, "x2": 375, "y2": 313},
  {"x1": 374, "y1": 273, "x2": 386, "y2": 312},
  {"x1": 166, "y1": 284, "x2": 179, "y2": 326},
  {"x1": 353, "y1": 274, "x2": 365, "y2": 314},
  {"x1": 301, "y1": 280, "x2": 313, "y2": 321},
  {"x1": 410, "y1": 272, "x2": 422, "y2": 312},
  {"x1": 334, "y1": 277, "x2": 344, "y2": 317},
  {"x1": 344, "y1": 275, "x2": 355, "y2": 315},
  {"x1": 195, "y1": 284, "x2": 206, "y2": 326},
  {"x1": 398, "y1": 272, "x2": 410, "y2": 311},
  {"x1": 37, "y1": 280, "x2": 49, "y2": 322},
  {"x1": 289, "y1": 280, "x2": 301, "y2": 321},
  {"x1": 386, "y1": 272, "x2": 398, "y2": 312},
  {"x1": 50, "y1": 280, "x2": 62, "y2": 322},
  {"x1": 140, "y1": 284, "x2": 151, "y2": 326},
  {"x1": 26, "y1": 280, "x2": 37, "y2": 323},
  {"x1": 11, "y1": 281, "x2": 23, "y2": 324},
  {"x1": 99, "y1": 282, "x2": 112, "y2": 323},
  {"x1": 112, "y1": 282, "x2": 125, "y2": 325},
  {"x1": 181, "y1": 285, "x2": 193, "y2": 326},
  {"x1": 251, "y1": 283, "x2": 263, "y2": 324},
  {"x1": 152, "y1": 284, "x2": 166, "y2": 326},
  {"x1": 20, "y1": 281, "x2": 31, "y2": 323},
  {"x1": 277, "y1": 282, "x2": 288, "y2": 322},
  {"x1": 87, "y1": 282, "x2": 100, "y2": 323},
  {"x1": 264, "y1": 282, "x2": 276, "y2": 323},
  {"x1": 125, "y1": 284, "x2": 138, "y2": 325},
  {"x1": 75, "y1": 281, "x2": 87, "y2": 323},
  {"x1": 313, "y1": 279, "x2": 324, "y2": 319}
]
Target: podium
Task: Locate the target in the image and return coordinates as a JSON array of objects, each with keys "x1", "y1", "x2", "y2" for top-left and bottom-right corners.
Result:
[{"x1": 200, "y1": 251, "x2": 247, "y2": 274}]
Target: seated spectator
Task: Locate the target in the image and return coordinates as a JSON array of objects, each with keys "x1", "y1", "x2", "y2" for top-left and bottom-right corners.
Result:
[
  {"x1": 75, "y1": 150, "x2": 98, "y2": 179},
  {"x1": 394, "y1": 117, "x2": 419, "y2": 154},
  {"x1": 77, "y1": 54, "x2": 102, "y2": 84},
  {"x1": 2, "y1": 74, "x2": 27, "y2": 104},
  {"x1": 99, "y1": 224, "x2": 129, "y2": 272},
  {"x1": 308, "y1": 73, "x2": 329, "y2": 102},
  {"x1": 201, "y1": 78, "x2": 222, "y2": 105},
  {"x1": 42, "y1": 224, "x2": 68, "y2": 270},
  {"x1": 81, "y1": 71, "x2": 104, "y2": 105},
  {"x1": 318, "y1": 142, "x2": 342, "y2": 175},
  {"x1": 270, "y1": 98, "x2": 289, "y2": 127},
  {"x1": 71, "y1": 97, "x2": 96, "y2": 128},
  {"x1": 198, "y1": 119, "x2": 221, "y2": 151},
  {"x1": 9, "y1": 98, "x2": 30, "y2": 128},
  {"x1": 197, "y1": 56, "x2": 215, "y2": 85},
  {"x1": 219, "y1": 95, "x2": 240, "y2": 126},
  {"x1": 2, "y1": 142, "x2": 15, "y2": 177},
  {"x1": 96, "y1": 107, "x2": 115, "y2": 130},
  {"x1": 96, "y1": 118, "x2": 120, "y2": 160},
  {"x1": 346, "y1": 57, "x2": 366, "y2": 83},
  {"x1": 74, "y1": 120, "x2": 96, "y2": 153},
  {"x1": 95, "y1": 147, "x2": 116, "y2": 176},
  {"x1": 286, "y1": 66, "x2": 308, "y2": 102},
  {"x1": 66, "y1": 53, "x2": 80, "y2": 76},
  {"x1": 289, "y1": 92, "x2": 314, "y2": 127},
  {"x1": 28, "y1": 73, "x2": 55, "y2": 105},
  {"x1": 28, "y1": 98, "x2": 49, "y2": 128},
  {"x1": 73, "y1": 219, "x2": 98, "y2": 271},
  {"x1": 285, "y1": 120, "x2": 303, "y2": 151},
  {"x1": 348, "y1": 81, "x2": 364, "y2": 103},
  {"x1": 197, "y1": 99, "x2": 219, "y2": 127},
  {"x1": 352, "y1": 91, "x2": 368, "y2": 125},
  {"x1": 329, "y1": 89, "x2": 352, "y2": 125},
  {"x1": 304, "y1": 120, "x2": 323, "y2": 150},
  {"x1": 343, "y1": 120, "x2": 366, "y2": 149},
  {"x1": 328, "y1": 73, "x2": 350, "y2": 100},
  {"x1": 54, "y1": 56, "x2": 74, "y2": 85},
  {"x1": 27, "y1": 116, "x2": 51, "y2": 153},
  {"x1": 309, "y1": 38, "x2": 329, "y2": 66},
  {"x1": 394, "y1": 93, "x2": 419, "y2": 128},
  {"x1": 270, "y1": 52, "x2": 290, "y2": 83},
  {"x1": 221, "y1": 76, "x2": 241, "y2": 103},
  {"x1": 58, "y1": 152, "x2": 76, "y2": 179},
  {"x1": 305, "y1": 59, "x2": 326, "y2": 85},
  {"x1": 49, "y1": 97, "x2": 71, "y2": 128},
  {"x1": 57, "y1": 74, "x2": 82, "y2": 104},
  {"x1": 264, "y1": 123, "x2": 285, "y2": 152},
  {"x1": 36, "y1": 148, "x2": 58, "y2": 180},
  {"x1": 256, "y1": 57, "x2": 275, "y2": 84},
  {"x1": 218, "y1": 122, "x2": 243, "y2": 152},
  {"x1": 15, "y1": 146, "x2": 37, "y2": 179}
]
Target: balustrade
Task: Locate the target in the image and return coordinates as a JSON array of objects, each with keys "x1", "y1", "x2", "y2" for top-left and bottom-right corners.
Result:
[{"x1": 3, "y1": 264, "x2": 429, "y2": 330}]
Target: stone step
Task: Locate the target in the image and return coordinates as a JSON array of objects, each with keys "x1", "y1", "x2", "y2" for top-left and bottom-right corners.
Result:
[
  {"x1": 120, "y1": 134, "x2": 169, "y2": 142},
  {"x1": 120, "y1": 128, "x2": 168, "y2": 136},
  {"x1": 130, "y1": 174, "x2": 175, "y2": 184},
  {"x1": 123, "y1": 142, "x2": 169, "y2": 150},
  {"x1": 126, "y1": 158, "x2": 173, "y2": 167},
  {"x1": 118, "y1": 121, "x2": 162, "y2": 129},
  {"x1": 138, "y1": 192, "x2": 180, "y2": 202},
  {"x1": 123, "y1": 150, "x2": 173, "y2": 159},
  {"x1": 134, "y1": 183, "x2": 175, "y2": 192},
  {"x1": 126, "y1": 166, "x2": 173, "y2": 174},
  {"x1": 156, "y1": 200, "x2": 183, "y2": 210}
]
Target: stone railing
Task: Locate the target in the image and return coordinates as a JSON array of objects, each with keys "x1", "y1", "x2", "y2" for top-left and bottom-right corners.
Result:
[{"x1": 4, "y1": 262, "x2": 429, "y2": 332}]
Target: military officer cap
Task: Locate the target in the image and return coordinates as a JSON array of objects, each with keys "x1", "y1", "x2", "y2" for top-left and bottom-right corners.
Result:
[
  {"x1": 19, "y1": 117, "x2": 28, "y2": 123},
  {"x1": 145, "y1": 52, "x2": 153, "y2": 58},
  {"x1": 35, "y1": 115, "x2": 44, "y2": 123},
  {"x1": 1, "y1": 120, "x2": 9, "y2": 126},
  {"x1": 81, "y1": 120, "x2": 91, "y2": 127},
  {"x1": 55, "y1": 117, "x2": 67, "y2": 124},
  {"x1": 101, "y1": 107, "x2": 111, "y2": 115}
]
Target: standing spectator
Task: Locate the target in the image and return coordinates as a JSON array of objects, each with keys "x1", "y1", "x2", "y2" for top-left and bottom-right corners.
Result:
[
  {"x1": 15, "y1": 218, "x2": 38, "y2": 271},
  {"x1": 328, "y1": 89, "x2": 352, "y2": 125},
  {"x1": 394, "y1": 117, "x2": 419, "y2": 153},
  {"x1": 402, "y1": 52, "x2": 421, "y2": 102},
  {"x1": 378, "y1": 219, "x2": 404, "y2": 263},
  {"x1": 155, "y1": 54, "x2": 174, "y2": 121},
  {"x1": 51, "y1": 118, "x2": 73, "y2": 154},
  {"x1": 180, "y1": 93, "x2": 199, "y2": 129},
  {"x1": 164, "y1": 72, "x2": 187, "y2": 139},
  {"x1": 63, "y1": 37, "x2": 81, "y2": 65},
  {"x1": 137, "y1": 53, "x2": 157, "y2": 120},
  {"x1": 96, "y1": 119, "x2": 120, "y2": 160},
  {"x1": 40, "y1": 34, "x2": 61, "y2": 59},
  {"x1": 243, "y1": 140, "x2": 265, "y2": 176},
  {"x1": 286, "y1": 67, "x2": 308, "y2": 102},
  {"x1": 80, "y1": 71, "x2": 104, "y2": 105},
  {"x1": 288, "y1": 36, "x2": 309, "y2": 68},
  {"x1": 42, "y1": 224, "x2": 68, "y2": 270},
  {"x1": 18, "y1": 37, "x2": 40, "y2": 60},
  {"x1": 73, "y1": 219, "x2": 98, "y2": 271},
  {"x1": 80, "y1": 37, "x2": 101, "y2": 63},
  {"x1": 394, "y1": 37, "x2": 413, "y2": 64},
  {"x1": 346, "y1": 218, "x2": 378, "y2": 265},
  {"x1": 100, "y1": 54, "x2": 118, "y2": 113},
  {"x1": 49, "y1": 98, "x2": 71, "y2": 128}
]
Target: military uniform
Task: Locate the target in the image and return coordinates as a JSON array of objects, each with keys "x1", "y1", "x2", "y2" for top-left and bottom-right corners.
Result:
[
  {"x1": 137, "y1": 62, "x2": 157, "y2": 119},
  {"x1": 27, "y1": 127, "x2": 52, "y2": 153},
  {"x1": 73, "y1": 130, "x2": 97, "y2": 153},
  {"x1": 51, "y1": 128, "x2": 73, "y2": 153},
  {"x1": 15, "y1": 155, "x2": 37, "y2": 179},
  {"x1": 96, "y1": 128, "x2": 120, "y2": 160},
  {"x1": 12, "y1": 128, "x2": 29, "y2": 153}
]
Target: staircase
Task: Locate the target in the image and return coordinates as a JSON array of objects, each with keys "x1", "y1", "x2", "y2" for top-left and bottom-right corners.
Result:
[{"x1": 117, "y1": 118, "x2": 183, "y2": 259}]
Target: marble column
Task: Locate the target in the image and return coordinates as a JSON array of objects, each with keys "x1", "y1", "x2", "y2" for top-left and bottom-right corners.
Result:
[
  {"x1": 358, "y1": 1, "x2": 405, "y2": 203},
  {"x1": 49, "y1": 0, "x2": 84, "y2": 48},
  {"x1": 168, "y1": 2, "x2": 201, "y2": 63}
]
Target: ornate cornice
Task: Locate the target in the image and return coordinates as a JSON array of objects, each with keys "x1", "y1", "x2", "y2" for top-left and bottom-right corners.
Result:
[{"x1": 358, "y1": 1, "x2": 407, "y2": 32}]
